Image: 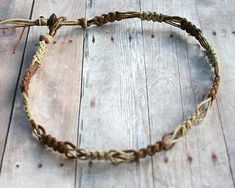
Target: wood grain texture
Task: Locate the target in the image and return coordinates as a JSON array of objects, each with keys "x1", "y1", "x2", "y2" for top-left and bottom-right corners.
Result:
[
  {"x1": 0, "y1": 0, "x2": 235, "y2": 187},
  {"x1": 140, "y1": 0, "x2": 234, "y2": 187},
  {"x1": 0, "y1": 0, "x2": 86, "y2": 187},
  {"x1": 0, "y1": 0, "x2": 33, "y2": 168},
  {"x1": 76, "y1": 1, "x2": 153, "y2": 187},
  {"x1": 194, "y1": 0, "x2": 235, "y2": 184}
]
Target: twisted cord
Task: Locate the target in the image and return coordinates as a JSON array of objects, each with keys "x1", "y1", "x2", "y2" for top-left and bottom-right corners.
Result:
[
  {"x1": 3, "y1": 11, "x2": 219, "y2": 164},
  {"x1": 168, "y1": 97, "x2": 212, "y2": 144}
]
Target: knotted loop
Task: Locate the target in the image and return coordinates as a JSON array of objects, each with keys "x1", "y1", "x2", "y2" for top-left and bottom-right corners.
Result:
[
  {"x1": 162, "y1": 132, "x2": 176, "y2": 151},
  {"x1": 63, "y1": 142, "x2": 77, "y2": 159},
  {"x1": 76, "y1": 148, "x2": 91, "y2": 160},
  {"x1": 180, "y1": 18, "x2": 201, "y2": 37},
  {"x1": 197, "y1": 97, "x2": 212, "y2": 116},
  {"x1": 39, "y1": 134, "x2": 69, "y2": 154},
  {"x1": 35, "y1": 16, "x2": 47, "y2": 26},
  {"x1": 78, "y1": 18, "x2": 88, "y2": 29},
  {"x1": 140, "y1": 11, "x2": 165, "y2": 22},
  {"x1": 46, "y1": 13, "x2": 66, "y2": 36},
  {"x1": 39, "y1": 33, "x2": 53, "y2": 44},
  {"x1": 32, "y1": 124, "x2": 46, "y2": 138},
  {"x1": 107, "y1": 150, "x2": 136, "y2": 164},
  {"x1": 75, "y1": 149, "x2": 137, "y2": 164}
]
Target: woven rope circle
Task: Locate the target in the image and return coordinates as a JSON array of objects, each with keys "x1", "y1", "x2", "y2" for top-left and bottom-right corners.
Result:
[{"x1": 19, "y1": 11, "x2": 220, "y2": 164}]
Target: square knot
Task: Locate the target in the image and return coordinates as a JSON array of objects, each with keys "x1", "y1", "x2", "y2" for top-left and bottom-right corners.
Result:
[
  {"x1": 140, "y1": 11, "x2": 165, "y2": 22},
  {"x1": 180, "y1": 18, "x2": 201, "y2": 37},
  {"x1": 78, "y1": 18, "x2": 88, "y2": 29},
  {"x1": 35, "y1": 16, "x2": 48, "y2": 26}
]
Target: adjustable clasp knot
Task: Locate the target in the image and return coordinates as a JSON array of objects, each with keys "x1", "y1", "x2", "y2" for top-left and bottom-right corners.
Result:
[{"x1": 47, "y1": 13, "x2": 66, "y2": 36}]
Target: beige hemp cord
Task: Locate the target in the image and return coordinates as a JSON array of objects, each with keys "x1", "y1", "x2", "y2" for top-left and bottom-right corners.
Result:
[{"x1": 0, "y1": 11, "x2": 220, "y2": 164}]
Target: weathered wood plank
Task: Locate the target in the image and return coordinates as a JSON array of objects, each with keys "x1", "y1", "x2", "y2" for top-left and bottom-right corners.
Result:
[
  {"x1": 140, "y1": 0, "x2": 234, "y2": 187},
  {"x1": 194, "y1": 0, "x2": 235, "y2": 185},
  {"x1": 76, "y1": 1, "x2": 154, "y2": 188},
  {"x1": 0, "y1": 0, "x2": 235, "y2": 187},
  {"x1": 179, "y1": 3, "x2": 234, "y2": 187},
  {"x1": 0, "y1": 0, "x2": 86, "y2": 187},
  {"x1": 140, "y1": 2, "x2": 189, "y2": 187},
  {"x1": 0, "y1": 0, "x2": 33, "y2": 168}
]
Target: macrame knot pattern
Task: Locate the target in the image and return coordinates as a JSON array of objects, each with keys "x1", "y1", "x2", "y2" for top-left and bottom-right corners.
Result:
[
  {"x1": 39, "y1": 134, "x2": 69, "y2": 154},
  {"x1": 167, "y1": 97, "x2": 212, "y2": 144},
  {"x1": 75, "y1": 149, "x2": 137, "y2": 164},
  {"x1": 205, "y1": 46, "x2": 220, "y2": 100},
  {"x1": 206, "y1": 47, "x2": 217, "y2": 67},
  {"x1": 180, "y1": 18, "x2": 201, "y2": 38},
  {"x1": 140, "y1": 11, "x2": 165, "y2": 22},
  {"x1": 78, "y1": 18, "x2": 88, "y2": 29},
  {"x1": 13, "y1": 11, "x2": 220, "y2": 164},
  {"x1": 31, "y1": 124, "x2": 77, "y2": 157},
  {"x1": 21, "y1": 71, "x2": 31, "y2": 96},
  {"x1": 35, "y1": 16, "x2": 48, "y2": 26},
  {"x1": 137, "y1": 141, "x2": 166, "y2": 159},
  {"x1": 39, "y1": 34, "x2": 53, "y2": 44},
  {"x1": 90, "y1": 11, "x2": 122, "y2": 26},
  {"x1": 21, "y1": 38, "x2": 48, "y2": 98},
  {"x1": 33, "y1": 39, "x2": 49, "y2": 64}
]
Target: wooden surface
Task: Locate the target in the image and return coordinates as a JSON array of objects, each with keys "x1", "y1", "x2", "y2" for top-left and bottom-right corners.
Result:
[{"x1": 0, "y1": 0, "x2": 235, "y2": 187}]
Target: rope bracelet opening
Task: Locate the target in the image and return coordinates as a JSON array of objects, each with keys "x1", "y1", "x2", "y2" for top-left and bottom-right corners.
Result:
[{"x1": 0, "y1": 11, "x2": 220, "y2": 165}]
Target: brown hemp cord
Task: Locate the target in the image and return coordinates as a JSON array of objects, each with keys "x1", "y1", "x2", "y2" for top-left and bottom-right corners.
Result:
[{"x1": 0, "y1": 11, "x2": 220, "y2": 164}]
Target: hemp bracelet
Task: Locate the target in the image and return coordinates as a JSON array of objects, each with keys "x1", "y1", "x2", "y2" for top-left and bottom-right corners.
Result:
[{"x1": 0, "y1": 11, "x2": 220, "y2": 164}]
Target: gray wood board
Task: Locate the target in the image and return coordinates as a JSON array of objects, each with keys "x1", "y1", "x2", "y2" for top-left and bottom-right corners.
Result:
[{"x1": 0, "y1": 0, "x2": 234, "y2": 187}]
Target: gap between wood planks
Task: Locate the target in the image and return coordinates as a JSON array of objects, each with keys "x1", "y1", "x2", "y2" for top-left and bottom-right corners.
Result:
[
  {"x1": 138, "y1": 0, "x2": 155, "y2": 186},
  {"x1": 74, "y1": 1, "x2": 88, "y2": 187}
]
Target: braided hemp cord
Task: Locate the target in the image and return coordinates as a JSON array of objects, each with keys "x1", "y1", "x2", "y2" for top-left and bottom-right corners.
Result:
[{"x1": 0, "y1": 11, "x2": 220, "y2": 164}]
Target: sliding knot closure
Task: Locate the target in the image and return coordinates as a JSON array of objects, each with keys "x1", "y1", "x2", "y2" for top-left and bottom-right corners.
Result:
[
  {"x1": 2, "y1": 10, "x2": 219, "y2": 165},
  {"x1": 39, "y1": 34, "x2": 53, "y2": 44},
  {"x1": 47, "y1": 13, "x2": 66, "y2": 36}
]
